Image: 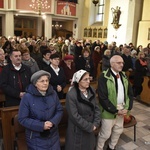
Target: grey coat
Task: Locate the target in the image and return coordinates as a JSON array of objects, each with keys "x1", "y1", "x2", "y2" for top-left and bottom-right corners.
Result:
[{"x1": 65, "y1": 86, "x2": 101, "y2": 150}]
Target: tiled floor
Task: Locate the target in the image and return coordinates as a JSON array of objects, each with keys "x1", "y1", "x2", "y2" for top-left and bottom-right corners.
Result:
[
  {"x1": 0, "y1": 101, "x2": 149, "y2": 150},
  {"x1": 115, "y1": 100, "x2": 150, "y2": 150}
]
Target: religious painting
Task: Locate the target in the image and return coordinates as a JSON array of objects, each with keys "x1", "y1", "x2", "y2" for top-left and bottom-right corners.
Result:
[
  {"x1": 98, "y1": 28, "x2": 102, "y2": 38},
  {"x1": 93, "y1": 28, "x2": 97, "y2": 38},
  {"x1": 103, "y1": 28, "x2": 108, "y2": 38},
  {"x1": 148, "y1": 28, "x2": 150, "y2": 40},
  {"x1": 88, "y1": 28, "x2": 92, "y2": 37},
  {"x1": 57, "y1": 1, "x2": 76, "y2": 16},
  {"x1": 84, "y1": 28, "x2": 88, "y2": 37}
]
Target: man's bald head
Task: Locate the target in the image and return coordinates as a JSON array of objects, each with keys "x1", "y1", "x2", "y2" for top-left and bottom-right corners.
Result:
[{"x1": 110, "y1": 55, "x2": 124, "y2": 73}]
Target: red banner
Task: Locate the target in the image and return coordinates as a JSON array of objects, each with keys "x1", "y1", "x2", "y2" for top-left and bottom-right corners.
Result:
[
  {"x1": 0, "y1": 0, "x2": 4, "y2": 8},
  {"x1": 57, "y1": 1, "x2": 76, "y2": 16}
]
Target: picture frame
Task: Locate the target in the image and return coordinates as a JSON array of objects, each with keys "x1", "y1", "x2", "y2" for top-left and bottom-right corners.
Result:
[
  {"x1": 93, "y1": 28, "x2": 97, "y2": 38},
  {"x1": 148, "y1": 28, "x2": 150, "y2": 40},
  {"x1": 98, "y1": 28, "x2": 102, "y2": 38},
  {"x1": 84, "y1": 28, "x2": 88, "y2": 37},
  {"x1": 103, "y1": 28, "x2": 108, "y2": 38},
  {"x1": 88, "y1": 28, "x2": 92, "y2": 37}
]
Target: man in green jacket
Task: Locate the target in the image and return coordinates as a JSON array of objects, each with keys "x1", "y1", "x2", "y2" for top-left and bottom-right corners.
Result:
[{"x1": 96, "y1": 55, "x2": 133, "y2": 150}]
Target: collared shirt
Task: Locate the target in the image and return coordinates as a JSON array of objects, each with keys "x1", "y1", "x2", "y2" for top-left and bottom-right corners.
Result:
[
  {"x1": 12, "y1": 64, "x2": 22, "y2": 71},
  {"x1": 50, "y1": 64, "x2": 60, "y2": 76},
  {"x1": 111, "y1": 69, "x2": 124, "y2": 106}
]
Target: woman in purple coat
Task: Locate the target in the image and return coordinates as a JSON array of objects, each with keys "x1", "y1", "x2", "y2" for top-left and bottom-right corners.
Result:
[{"x1": 18, "y1": 70, "x2": 63, "y2": 150}]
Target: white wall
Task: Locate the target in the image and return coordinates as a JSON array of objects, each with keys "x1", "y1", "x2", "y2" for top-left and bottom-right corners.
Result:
[
  {"x1": 107, "y1": 0, "x2": 142, "y2": 46},
  {"x1": 107, "y1": 0, "x2": 130, "y2": 46}
]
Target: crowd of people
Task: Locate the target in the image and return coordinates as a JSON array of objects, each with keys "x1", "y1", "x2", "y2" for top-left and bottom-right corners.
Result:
[{"x1": 0, "y1": 35, "x2": 149, "y2": 149}]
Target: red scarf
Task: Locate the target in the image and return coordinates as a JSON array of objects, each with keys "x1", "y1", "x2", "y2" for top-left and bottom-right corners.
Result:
[{"x1": 139, "y1": 58, "x2": 147, "y2": 66}]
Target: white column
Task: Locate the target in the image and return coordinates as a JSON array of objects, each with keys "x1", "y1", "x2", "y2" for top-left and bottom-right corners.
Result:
[
  {"x1": 10, "y1": 0, "x2": 16, "y2": 9},
  {"x1": 76, "y1": 0, "x2": 85, "y2": 38},
  {"x1": 3, "y1": 0, "x2": 8, "y2": 9},
  {"x1": 37, "y1": 17, "x2": 43, "y2": 37},
  {"x1": 4, "y1": 12, "x2": 14, "y2": 37},
  {"x1": 44, "y1": 15, "x2": 52, "y2": 40}
]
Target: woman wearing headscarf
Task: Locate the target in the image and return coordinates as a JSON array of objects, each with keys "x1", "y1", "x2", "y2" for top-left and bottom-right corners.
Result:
[
  {"x1": 65, "y1": 69, "x2": 101, "y2": 150},
  {"x1": 18, "y1": 70, "x2": 63, "y2": 150}
]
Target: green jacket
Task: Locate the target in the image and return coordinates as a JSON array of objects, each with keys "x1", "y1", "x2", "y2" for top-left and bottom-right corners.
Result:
[{"x1": 98, "y1": 68, "x2": 133, "y2": 119}]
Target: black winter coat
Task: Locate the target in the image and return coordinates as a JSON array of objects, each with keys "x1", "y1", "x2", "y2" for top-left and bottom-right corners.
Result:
[{"x1": 0, "y1": 63, "x2": 31, "y2": 106}]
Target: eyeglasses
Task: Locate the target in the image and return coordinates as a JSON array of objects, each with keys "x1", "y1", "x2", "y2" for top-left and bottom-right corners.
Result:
[
  {"x1": 114, "y1": 62, "x2": 124, "y2": 65},
  {"x1": 81, "y1": 78, "x2": 91, "y2": 82}
]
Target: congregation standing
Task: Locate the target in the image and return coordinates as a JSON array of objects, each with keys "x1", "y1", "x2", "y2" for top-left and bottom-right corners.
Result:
[{"x1": 0, "y1": 35, "x2": 149, "y2": 149}]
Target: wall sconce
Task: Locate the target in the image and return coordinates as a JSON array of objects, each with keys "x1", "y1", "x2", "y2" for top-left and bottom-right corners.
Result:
[
  {"x1": 111, "y1": 6, "x2": 121, "y2": 29},
  {"x1": 92, "y1": 0, "x2": 99, "y2": 6}
]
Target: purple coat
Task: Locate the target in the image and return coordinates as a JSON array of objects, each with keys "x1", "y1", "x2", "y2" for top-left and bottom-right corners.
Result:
[{"x1": 18, "y1": 84, "x2": 63, "y2": 150}]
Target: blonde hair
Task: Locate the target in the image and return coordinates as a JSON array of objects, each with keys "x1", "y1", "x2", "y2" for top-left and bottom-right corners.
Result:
[
  {"x1": 137, "y1": 51, "x2": 145, "y2": 59},
  {"x1": 104, "y1": 49, "x2": 111, "y2": 56}
]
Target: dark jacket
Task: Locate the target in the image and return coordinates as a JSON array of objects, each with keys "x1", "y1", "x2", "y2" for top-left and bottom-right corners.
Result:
[
  {"x1": 44, "y1": 66, "x2": 66, "y2": 99},
  {"x1": 121, "y1": 54, "x2": 133, "y2": 71},
  {"x1": 18, "y1": 84, "x2": 63, "y2": 150},
  {"x1": 65, "y1": 86, "x2": 101, "y2": 150},
  {"x1": 37, "y1": 58, "x2": 50, "y2": 70},
  {"x1": 134, "y1": 59, "x2": 147, "y2": 83},
  {"x1": 76, "y1": 56, "x2": 94, "y2": 78},
  {"x1": 102, "y1": 55, "x2": 110, "y2": 71},
  {"x1": 0, "y1": 63, "x2": 31, "y2": 106},
  {"x1": 59, "y1": 60, "x2": 76, "y2": 84}
]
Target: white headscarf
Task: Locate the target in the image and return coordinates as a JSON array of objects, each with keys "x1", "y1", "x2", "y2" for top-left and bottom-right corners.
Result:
[{"x1": 71, "y1": 69, "x2": 87, "y2": 85}]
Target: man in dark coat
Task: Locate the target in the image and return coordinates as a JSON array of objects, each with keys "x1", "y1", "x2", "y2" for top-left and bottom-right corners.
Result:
[
  {"x1": 0, "y1": 49, "x2": 31, "y2": 106},
  {"x1": 121, "y1": 46, "x2": 133, "y2": 72}
]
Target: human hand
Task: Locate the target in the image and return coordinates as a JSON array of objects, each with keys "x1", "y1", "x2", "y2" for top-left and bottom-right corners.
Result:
[
  {"x1": 117, "y1": 109, "x2": 128, "y2": 116},
  {"x1": 93, "y1": 126, "x2": 96, "y2": 131},
  {"x1": 44, "y1": 121, "x2": 53, "y2": 130},
  {"x1": 57, "y1": 85, "x2": 62, "y2": 92},
  {"x1": 20, "y1": 92, "x2": 25, "y2": 98},
  {"x1": 128, "y1": 68, "x2": 133, "y2": 72}
]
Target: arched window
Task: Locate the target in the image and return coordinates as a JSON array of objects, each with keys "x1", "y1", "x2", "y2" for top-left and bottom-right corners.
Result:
[{"x1": 96, "y1": 0, "x2": 105, "y2": 22}]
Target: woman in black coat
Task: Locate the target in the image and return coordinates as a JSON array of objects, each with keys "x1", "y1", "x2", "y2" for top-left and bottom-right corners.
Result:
[
  {"x1": 44, "y1": 53, "x2": 66, "y2": 99},
  {"x1": 133, "y1": 52, "x2": 148, "y2": 97},
  {"x1": 76, "y1": 47, "x2": 94, "y2": 80}
]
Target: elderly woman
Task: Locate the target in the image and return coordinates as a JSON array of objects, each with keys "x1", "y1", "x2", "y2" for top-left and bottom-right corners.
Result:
[
  {"x1": 21, "y1": 47, "x2": 39, "y2": 74},
  {"x1": 18, "y1": 70, "x2": 63, "y2": 150},
  {"x1": 0, "y1": 48, "x2": 7, "y2": 73},
  {"x1": 133, "y1": 52, "x2": 148, "y2": 98},
  {"x1": 76, "y1": 47, "x2": 94, "y2": 80},
  {"x1": 102, "y1": 49, "x2": 111, "y2": 71},
  {"x1": 59, "y1": 54, "x2": 76, "y2": 84},
  {"x1": 65, "y1": 69, "x2": 101, "y2": 150}
]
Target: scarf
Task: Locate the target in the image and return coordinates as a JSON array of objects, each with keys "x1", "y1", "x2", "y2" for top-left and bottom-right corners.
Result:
[{"x1": 139, "y1": 58, "x2": 147, "y2": 66}]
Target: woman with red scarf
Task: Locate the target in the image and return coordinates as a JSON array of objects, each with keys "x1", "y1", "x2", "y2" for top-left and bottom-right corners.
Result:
[{"x1": 133, "y1": 52, "x2": 148, "y2": 98}]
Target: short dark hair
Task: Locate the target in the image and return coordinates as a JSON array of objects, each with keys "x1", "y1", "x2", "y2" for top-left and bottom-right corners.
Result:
[
  {"x1": 9, "y1": 49, "x2": 21, "y2": 56},
  {"x1": 42, "y1": 49, "x2": 51, "y2": 57}
]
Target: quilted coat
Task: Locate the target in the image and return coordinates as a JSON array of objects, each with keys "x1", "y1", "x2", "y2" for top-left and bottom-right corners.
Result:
[
  {"x1": 18, "y1": 84, "x2": 63, "y2": 150},
  {"x1": 65, "y1": 86, "x2": 101, "y2": 150}
]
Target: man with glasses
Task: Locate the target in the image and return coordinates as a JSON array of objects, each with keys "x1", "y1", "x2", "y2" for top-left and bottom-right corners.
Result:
[{"x1": 96, "y1": 55, "x2": 133, "y2": 150}]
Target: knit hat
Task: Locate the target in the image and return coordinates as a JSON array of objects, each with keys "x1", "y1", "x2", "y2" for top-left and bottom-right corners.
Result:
[
  {"x1": 64, "y1": 55, "x2": 74, "y2": 61},
  {"x1": 31, "y1": 70, "x2": 51, "y2": 85},
  {"x1": 50, "y1": 53, "x2": 60, "y2": 59},
  {"x1": 71, "y1": 69, "x2": 87, "y2": 85}
]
